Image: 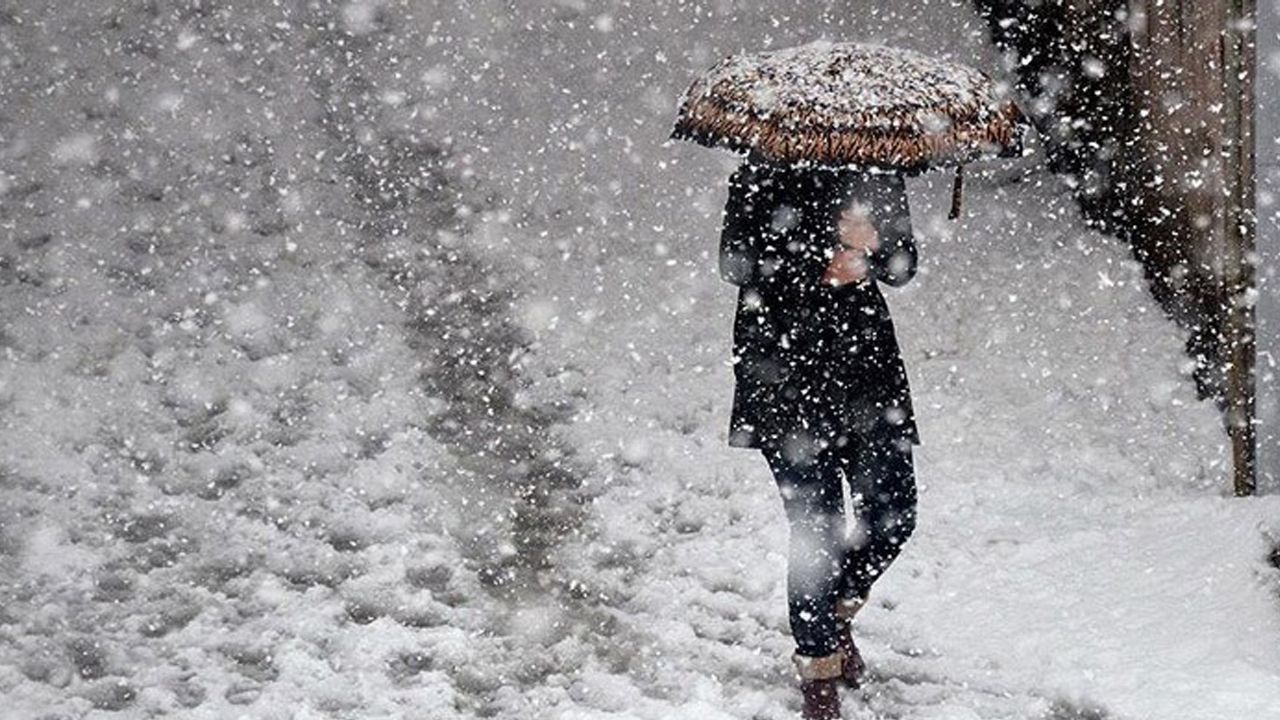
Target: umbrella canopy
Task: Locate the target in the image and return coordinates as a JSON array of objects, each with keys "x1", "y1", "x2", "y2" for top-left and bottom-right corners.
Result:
[{"x1": 670, "y1": 41, "x2": 1027, "y2": 172}]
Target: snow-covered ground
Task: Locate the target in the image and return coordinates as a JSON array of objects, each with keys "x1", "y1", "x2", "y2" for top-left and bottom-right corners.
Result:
[
  {"x1": 2, "y1": 1, "x2": 1278, "y2": 719},
  {"x1": 536, "y1": 170, "x2": 1280, "y2": 719}
]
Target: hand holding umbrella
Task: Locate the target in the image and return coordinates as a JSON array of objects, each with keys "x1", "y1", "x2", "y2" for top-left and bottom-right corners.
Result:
[{"x1": 822, "y1": 204, "x2": 879, "y2": 288}]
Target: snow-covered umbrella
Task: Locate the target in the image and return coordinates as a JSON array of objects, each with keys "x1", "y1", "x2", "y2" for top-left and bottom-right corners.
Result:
[{"x1": 670, "y1": 41, "x2": 1029, "y2": 217}]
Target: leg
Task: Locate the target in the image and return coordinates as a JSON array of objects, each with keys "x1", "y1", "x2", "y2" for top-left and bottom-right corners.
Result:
[
  {"x1": 837, "y1": 436, "x2": 917, "y2": 602},
  {"x1": 761, "y1": 445, "x2": 847, "y2": 658}
]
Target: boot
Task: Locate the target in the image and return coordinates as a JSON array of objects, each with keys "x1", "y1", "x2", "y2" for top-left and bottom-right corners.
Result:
[
  {"x1": 834, "y1": 596, "x2": 866, "y2": 688},
  {"x1": 792, "y1": 650, "x2": 844, "y2": 720}
]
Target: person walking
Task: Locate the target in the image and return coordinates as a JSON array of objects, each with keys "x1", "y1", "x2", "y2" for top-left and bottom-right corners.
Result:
[
  {"x1": 719, "y1": 156, "x2": 920, "y2": 719},
  {"x1": 673, "y1": 39, "x2": 1024, "y2": 720}
]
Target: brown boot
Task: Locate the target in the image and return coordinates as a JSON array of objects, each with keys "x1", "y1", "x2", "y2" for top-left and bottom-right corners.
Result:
[
  {"x1": 834, "y1": 596, "x2": 866, "y2": 688},
  {"x1": 792, "y1": 650, "x2": 844, "y2": 720}
]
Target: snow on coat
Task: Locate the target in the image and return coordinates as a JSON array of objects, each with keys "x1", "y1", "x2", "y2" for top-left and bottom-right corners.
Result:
[{"x1": 719, "y1": 159, "x2": 920, "y2": 456}]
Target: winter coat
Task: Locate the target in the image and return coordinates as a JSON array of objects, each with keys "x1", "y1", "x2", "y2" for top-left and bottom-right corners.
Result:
[{"x1": 719, "y1": 159, "x2": 920, "y2": 455}]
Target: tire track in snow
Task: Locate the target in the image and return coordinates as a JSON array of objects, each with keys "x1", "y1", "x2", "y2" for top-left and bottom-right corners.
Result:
[{"x1": 303, "y1": 18, "x2": 593, "y2": 602}]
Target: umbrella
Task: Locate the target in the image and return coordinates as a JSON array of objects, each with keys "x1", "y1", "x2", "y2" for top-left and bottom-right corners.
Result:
[{"x1": 670, "y1": 41, "x2": 1029, "y2": 217}]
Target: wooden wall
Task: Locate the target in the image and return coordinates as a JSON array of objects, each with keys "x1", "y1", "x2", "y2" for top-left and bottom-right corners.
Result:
[
  {"x1": 974, "y1": 0, "x2": 1257, "y2": 493},
  {"x1": 1126, "y1": 0, "x2": 1256, "y2": 493}
]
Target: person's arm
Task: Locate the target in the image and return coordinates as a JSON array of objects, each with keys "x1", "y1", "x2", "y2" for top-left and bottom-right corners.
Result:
[
  {"x1": 718, "y1": 163, "x2": 767, "y2": 287},
  {"x1": 865, "y1": 173, "x2": 917, "y2": 288}
]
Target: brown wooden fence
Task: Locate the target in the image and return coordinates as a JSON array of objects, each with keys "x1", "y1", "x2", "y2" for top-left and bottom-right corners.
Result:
[{"x1": 975, "y1": 0, "x2": 1258, "y2": 494}]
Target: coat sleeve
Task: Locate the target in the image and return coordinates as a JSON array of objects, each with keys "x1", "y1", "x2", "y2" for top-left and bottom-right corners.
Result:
[
  {"x1": 866, "y1": 173, "x2": 918, "y2": 288},
  {"x1": 718, "y1": 164, "x2": 767, "y2": 287}
]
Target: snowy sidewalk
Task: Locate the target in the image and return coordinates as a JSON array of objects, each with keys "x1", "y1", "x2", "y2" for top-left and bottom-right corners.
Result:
[{"x1": 525, "y1": 169, "x2": 1280, "y2": 719}]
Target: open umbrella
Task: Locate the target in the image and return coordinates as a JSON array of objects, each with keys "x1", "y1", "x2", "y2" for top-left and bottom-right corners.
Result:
[{"x1": 670, "y1": 41, "x2": 1029, "y2": 217}]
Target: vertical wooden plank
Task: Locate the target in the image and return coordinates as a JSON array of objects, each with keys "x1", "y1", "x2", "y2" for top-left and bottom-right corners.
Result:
[
  {"x1": 1127, "y1": 0, "x2": 1223, "y2": 289},
  {"x1": 1223, "y1": 0, "x2": 1258, "y2": 495},
  {"x1": 1256, "y1": 0, "x2": 1280, "y2": 490},
  {"x1": 1128, "y1": 0, "x2": 1257, "y2": 494},
  {"x1": 985, "y1": 1, "x2": 1257, "y2": 491}
]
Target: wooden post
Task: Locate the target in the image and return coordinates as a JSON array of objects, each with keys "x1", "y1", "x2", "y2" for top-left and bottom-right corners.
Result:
[{"x1": 1223, "y1": 0, "x2": 1257, "y2": 496}]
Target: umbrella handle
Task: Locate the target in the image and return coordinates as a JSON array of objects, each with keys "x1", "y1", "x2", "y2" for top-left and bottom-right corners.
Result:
[{"x1": 948, "y1": 165, "x2": 963, "y2": 220}]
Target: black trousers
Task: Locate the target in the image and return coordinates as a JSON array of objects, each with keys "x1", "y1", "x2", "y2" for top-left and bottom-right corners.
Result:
[{"x1": 762, "y1": 435, "x2": 917, "y2": 657}]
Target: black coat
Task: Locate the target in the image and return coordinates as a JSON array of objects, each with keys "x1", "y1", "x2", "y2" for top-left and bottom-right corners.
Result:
[{"x1": 719, "y1": 160, "x2": 920, "y2": 455}]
